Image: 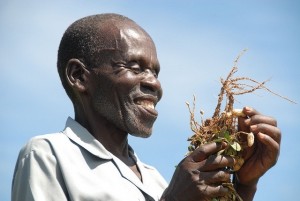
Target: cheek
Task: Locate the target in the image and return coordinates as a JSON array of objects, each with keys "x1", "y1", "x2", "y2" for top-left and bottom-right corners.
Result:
[
  {"x1": 92, "y1": 71, "x2": 142, "y2": 110},
  {"x1": 115, "y1": 72, "x2": 142, "y2": 92}
]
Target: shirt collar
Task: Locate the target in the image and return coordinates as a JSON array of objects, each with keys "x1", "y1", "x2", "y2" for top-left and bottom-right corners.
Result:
[
  {"x1": 63, "y1": 117, "x2": 113, "y2": 160},
  {"x1": 62, "y1": 117, "x2": 161, "y2": 199}
]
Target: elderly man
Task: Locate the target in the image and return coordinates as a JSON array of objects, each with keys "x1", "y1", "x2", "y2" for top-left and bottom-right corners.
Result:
[{"x1": 12, "y1": 13, "x2": 281, "y2": 201}]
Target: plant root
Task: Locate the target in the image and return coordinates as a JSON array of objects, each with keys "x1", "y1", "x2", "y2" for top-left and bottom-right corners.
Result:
[{"x1": 186, "y1": 49, "x2": 295, "y2": 201}]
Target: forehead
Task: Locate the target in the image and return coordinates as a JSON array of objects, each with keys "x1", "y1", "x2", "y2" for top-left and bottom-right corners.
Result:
[
  {"x1": 121, "y1": 27, "x2": 156, "y2": 54},
  {"x1": 95, "y1": 20, "x2": 159, "y2": 66}
]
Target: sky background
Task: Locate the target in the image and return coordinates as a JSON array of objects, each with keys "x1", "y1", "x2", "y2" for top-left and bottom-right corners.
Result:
[{"x1": 1, "y1": 0, "x2": 299, "y2": 200}]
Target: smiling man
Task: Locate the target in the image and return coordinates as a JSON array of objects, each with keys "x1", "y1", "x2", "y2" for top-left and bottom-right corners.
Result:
[{"x1": 12, "y1": 14, "x2": 281, "y2": 201}]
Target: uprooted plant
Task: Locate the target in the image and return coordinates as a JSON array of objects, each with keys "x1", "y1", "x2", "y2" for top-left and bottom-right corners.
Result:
[{"x1": 186, "y1": 49, "x2": 295, "y2": 201}]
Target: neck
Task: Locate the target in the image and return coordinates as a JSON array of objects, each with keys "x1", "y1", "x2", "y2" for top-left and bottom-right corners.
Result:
[
  {"x1": 74, "y1": 104, "x2": 142, "y2": 181},
  {"x1": 74, "y1": 107, "x2": 130, "y2": 159}
]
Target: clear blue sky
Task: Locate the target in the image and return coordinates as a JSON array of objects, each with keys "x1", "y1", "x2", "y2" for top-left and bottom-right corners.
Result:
[{"x1": 1, "y1": 0, "x2": 299, "y2": 200}]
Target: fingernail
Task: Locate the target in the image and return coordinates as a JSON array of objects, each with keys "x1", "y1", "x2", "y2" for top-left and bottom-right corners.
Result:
[
  {"x1": 250, "y1": 125, "x2": 257, "y2": 132},
  {"x1": 221, "y1": 141, "x2": 228, "y2": 149},
  {"x1": 244, "y1": 106, "x2": 251, "y2": 112},
  {"x1": 244, "y1": 119, "x2": 251, "y2": 126},
  {"x1": 257, "y1": 132, "x2": 265, "y2": 139},
  {"x1": 216, "y1": 141, "x2": 226, "y2": 149}
]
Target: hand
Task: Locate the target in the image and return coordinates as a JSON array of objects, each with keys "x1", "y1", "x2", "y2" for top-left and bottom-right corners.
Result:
[
  {"x1": 161, "y1": 142, "x2": 234, "y2": 201},
  {"x1": 236, "y1": 107, "x2": 281, "y2": 186}
]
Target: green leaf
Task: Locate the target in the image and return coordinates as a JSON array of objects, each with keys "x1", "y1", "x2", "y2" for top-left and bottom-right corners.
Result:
[
  {"x1": 225, "y1": 147, "x2": 237, "y2": 156},
  {"x1": 224, "y1": 131, "x2": 230, "y2": 140}
]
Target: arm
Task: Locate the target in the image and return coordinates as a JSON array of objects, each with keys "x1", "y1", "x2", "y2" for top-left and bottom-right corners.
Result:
[
  {"x1": 12, "y1": 138, "x2": 69, "y2": 201},
  {"x1": 235, "y1": 107, "x2": 281, "y2": 201},
  {"x1": 160, "y1": 142, "x2": 234, "y2": 201}
]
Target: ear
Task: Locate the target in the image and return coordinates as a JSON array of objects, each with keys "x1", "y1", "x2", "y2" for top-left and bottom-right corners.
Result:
[{"x1": 65, "y1": 59, "x2": 89, "y2": 93}]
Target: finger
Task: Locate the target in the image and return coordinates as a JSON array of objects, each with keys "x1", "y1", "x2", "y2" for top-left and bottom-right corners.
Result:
[
  {"x1": 190, "y1": 142, "x2": 227, "y2": 162},
  {"x1": 251, "y1": 124, "x2": 281, "y2": 144},
  {"x1": 200, "y1": 170, "x2": 231, "y2": 185},
  {"x1": 238, "y1": 107, "x2": 277, "y2": 132},
  {"x1": 257, "y1": 132, "x2": 279, "y2": 147},
  {"x1": 242, "y1": 106, "x2": 261, "y2": 117},
  {"x1": 247, "y1": 114, "x2": 277, "y2": 127},
  {"x1": 198, "y1": 185, "x2": 229, "y2": 198},
  {"x1": 237, "y1": 106, "x2": 259, "y2": 131},
  {"x1": 200, "y1": 155, "x2": 235, "y2": 171},
  {"x1": 257, "y1": 132, "x2": 280, "y2": 163}
]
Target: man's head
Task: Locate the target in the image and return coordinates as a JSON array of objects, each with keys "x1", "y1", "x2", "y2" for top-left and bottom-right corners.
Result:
[{"x1": 57, "y1": 13, "x2": 163, "y2": 137}]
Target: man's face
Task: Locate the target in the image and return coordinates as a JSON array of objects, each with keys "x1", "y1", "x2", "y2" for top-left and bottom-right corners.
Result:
[{"x1": 88, "y1": 24, "x2": 162, "y2": 137}]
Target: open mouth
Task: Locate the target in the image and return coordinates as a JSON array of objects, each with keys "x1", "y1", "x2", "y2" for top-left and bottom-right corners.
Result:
[
  {"x1": 136, "y1": 99, "x2": 155, "y2": 110},
  {"x1": 134, "y1": 97, "x2": 158, "y2": 116}
]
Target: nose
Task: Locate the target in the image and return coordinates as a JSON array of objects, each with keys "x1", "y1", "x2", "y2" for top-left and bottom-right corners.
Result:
[{"x1": 141, "y1": 70, "x2": 163, "y2": 100}]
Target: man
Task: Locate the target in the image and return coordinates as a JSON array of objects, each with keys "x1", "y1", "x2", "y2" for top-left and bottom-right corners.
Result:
[{"x1": 12, "y1": 13, "x2": 281, "y2": 201}]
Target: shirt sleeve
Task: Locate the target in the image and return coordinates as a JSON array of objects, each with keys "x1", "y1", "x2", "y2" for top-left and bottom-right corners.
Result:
[{"x1": 12, "y1": 137, "x2": 69, "y2": 201}]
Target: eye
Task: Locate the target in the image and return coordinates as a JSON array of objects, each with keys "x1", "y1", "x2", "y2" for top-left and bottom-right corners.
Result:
[
  {"x1": 151, "y1": 69, "x2": 158, "y2": 78},
  {"x1": 151, "y1": 65, "x2": 160, "y2": 78},
  {"x1": 127, "y1": 61, "x2": 142, "y2": 74},
  {"x1": 114, "y1": 62, "x2": 126, "y2": 68}
]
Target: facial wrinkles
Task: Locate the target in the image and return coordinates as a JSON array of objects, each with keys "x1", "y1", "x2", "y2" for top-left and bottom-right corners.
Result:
[
  {"x1": 96, "y1": 75, "x2": 152, "y2": 137},
  {"x1": 114, "y1": 66, "x2": 153, "y2": 136},
  {"x1": 119, "y1": 26, "x2": 161, "y2": 105},
  {"x1": 93, "y1": 24, "x2": 159, "y2": 137},
  {"x1": 113, "y1": 72, "x2": 156, "y2": 137},
  {"x1": 123, "y1": 97, "x2": 155, "y2": 137},
  {"x1": 92, "y1": 58, "x2": 144, "y2": 136},
  {"x1": 119, "y1": 88, "x2": 142, "y2": 135}
]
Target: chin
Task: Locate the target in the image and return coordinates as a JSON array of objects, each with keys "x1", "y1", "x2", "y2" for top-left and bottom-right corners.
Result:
[
  {"x1": 130, "y1": 131, "x2": 152, "y2": 138},
  {"x1": 125, "y1": 115, "x2": 156, "y2": 138},
  {"x1": 128, "y1": 125, "x2": 153, "y2": 138}
]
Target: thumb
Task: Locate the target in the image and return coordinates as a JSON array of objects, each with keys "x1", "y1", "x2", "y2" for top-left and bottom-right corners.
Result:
[{"x1": 189, "y1": 142, "x2": 227, "y2": 162}]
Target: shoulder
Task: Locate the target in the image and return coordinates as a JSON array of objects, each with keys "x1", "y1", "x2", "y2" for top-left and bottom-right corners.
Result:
[{"x1": 18, "y1": 132, "x2": 68, "y2": 158}]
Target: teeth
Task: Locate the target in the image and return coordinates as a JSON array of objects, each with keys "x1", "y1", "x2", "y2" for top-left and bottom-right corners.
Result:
[{"x1": 136, "y1": 100, "x2": 154, "y2": 110}]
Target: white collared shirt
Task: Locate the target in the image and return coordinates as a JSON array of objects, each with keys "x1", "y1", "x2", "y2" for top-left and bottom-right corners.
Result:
[{"x1": 12, "y1": 117, "x2": 168, "y2": 201}]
